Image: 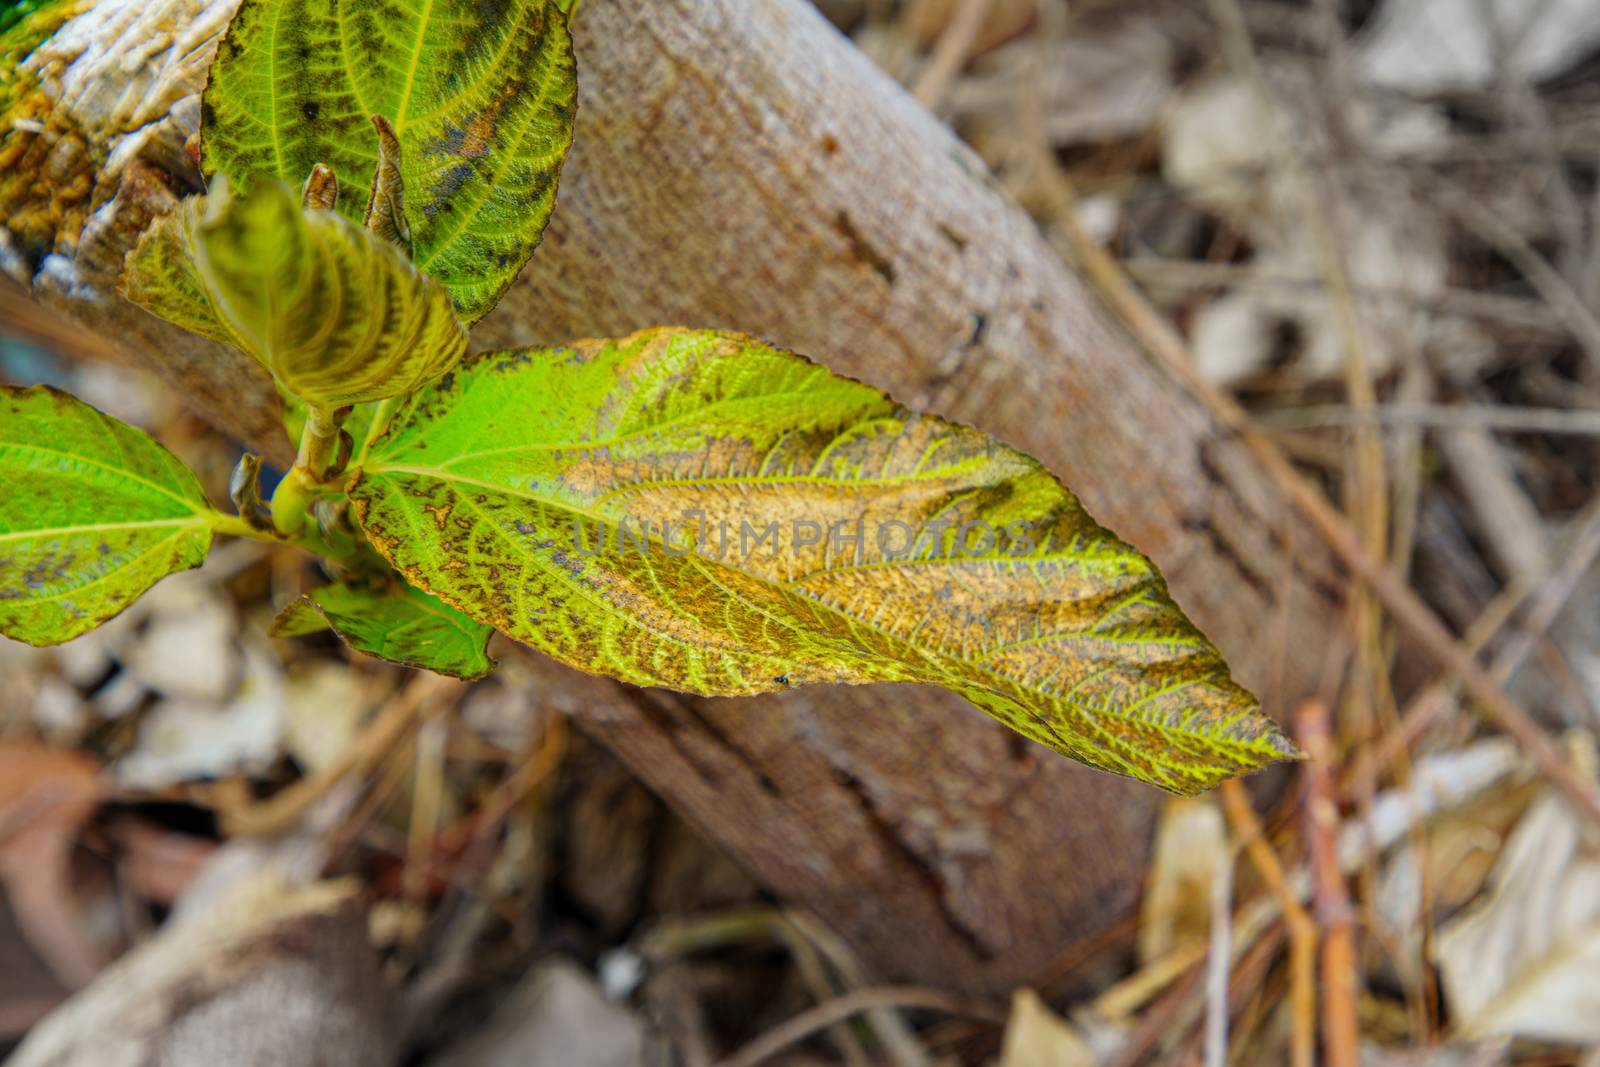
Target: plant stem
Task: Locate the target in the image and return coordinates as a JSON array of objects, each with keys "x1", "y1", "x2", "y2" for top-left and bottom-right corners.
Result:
[
  {"x1": 296, "y1": 403, "x2": 343, "y2": 481},
  {"x1": 213, "y1": 501, "x2": 373, "y2": 574},
  {"x1": 209, "y1": 511, "x2": 284, "y2": 544},
  {"x1": 269, "y1": 470, "x2": 317, "y2": 538},
  {"x1": 272, "y1": 403, "x2": 342, "y2": 537}
]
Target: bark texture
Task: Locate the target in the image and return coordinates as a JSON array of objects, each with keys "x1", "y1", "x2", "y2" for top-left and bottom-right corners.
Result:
[{"x1": 1, "y1": 0, "x2": 1346, "y2": 992}]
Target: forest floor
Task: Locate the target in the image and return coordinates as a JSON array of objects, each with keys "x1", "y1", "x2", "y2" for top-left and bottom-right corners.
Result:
[{"x1": 2, "y1": 1, "x2": 1600, "y2": 1064}]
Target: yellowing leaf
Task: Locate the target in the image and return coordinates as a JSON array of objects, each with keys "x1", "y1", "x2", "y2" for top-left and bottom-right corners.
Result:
[
  {"x1": 271, "y1": 578, "x2": 495, "y2": 680},
  {"x1": 123, "y1": 178, "x2": 467, "y2": 408},
  {"x1": 200, "y1": 0, "x2": 576, "y2": 324},
  {"x1": 347, "y1": 328, "x2": 1295, "y2": 794},
  {"x1": 0, "y1": 386, "x2": 215, "y2": 646}
]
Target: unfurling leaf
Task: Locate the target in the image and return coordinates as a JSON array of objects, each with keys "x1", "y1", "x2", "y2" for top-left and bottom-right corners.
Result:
[
  {"x1": 0, "y1": 386, "x2": 216, "y2": 645},
  {"x1": 201, "y1": 0, "x2": 577, "y2": 324},
  {"x1": 347, "y1": 328, "x2": 1296, "y2": 794},
  {"x1": 123, "y1": 177, "x2": 467, "y2": 407},
  {"x1": 271, "y1": 579, "x2": 495, "y2": 680},
  {"x1": 301, "y1": 162, "x2": 339, "y2": 211},
  {"x1": 363, "y1": 115, "x2": 410, "y2": 255},
  {"x1": 228, "y1": 452, "x2": 274, "y2": 532}
]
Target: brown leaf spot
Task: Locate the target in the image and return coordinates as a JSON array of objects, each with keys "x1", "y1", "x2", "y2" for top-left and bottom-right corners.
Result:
[{"x1": 423, "y1": 502, "x2": 453, "y2": 530}]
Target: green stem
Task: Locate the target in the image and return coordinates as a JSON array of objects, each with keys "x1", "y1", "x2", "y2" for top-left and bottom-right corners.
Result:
[
  {"x1": 209, "y1": 511, "x2": 283, "y2": 543},
  {"x1": 296, "y1": 403, "x2": 343, "y2": 482},
  {"x1": 214, "y1": 500, "x2": 369, "y2": 570},
  {"x1": 269, "y1": 467, "x2": 315, "y2": 537},
  {"x1": 272, "y1": 403, "x2": 342, "y2": 537}
]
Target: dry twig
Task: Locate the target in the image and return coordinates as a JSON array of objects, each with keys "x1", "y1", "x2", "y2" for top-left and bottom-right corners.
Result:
[
  {"x1": 1047, "y1": 181, "x2": 1600, "y2": 829},
  {"x1": 1300, "y1": 701, "x2": 1359, "y2": 1067},
  {"x1": 910, "y1": 0, "x2": 994, "y2": 108},
  {"x1": 1222, "y1": 780, "x2": 1315, "y2": 1067},
  {"x1": 1257, "y1": 403, "x2": 1600, "y2": 437},
  {"x1": 1433, "y1": 180, "x2": 1600, "y2": 375},
  {"x1": 1203, "y1": 843, "x2": 1234, "y2": 1067},
  {"x1": 220, "y1": 673, "x2": 462, "y2": 838},
  {"x1": 710, "y1": 985, "x2": 1003, "y2": 1067},
  {"x1": 1354, "y1": 488, "x2": 1600, "y2": 785}
]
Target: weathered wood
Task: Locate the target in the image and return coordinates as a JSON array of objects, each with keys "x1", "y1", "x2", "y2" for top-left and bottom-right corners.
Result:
[{"x1": 1, "y1": 0, "x2": 1345, "y2": 992}]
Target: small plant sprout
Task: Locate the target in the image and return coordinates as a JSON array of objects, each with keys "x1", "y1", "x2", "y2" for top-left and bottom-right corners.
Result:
[{"x1": 0, "y1": 0, "x2": 1298, "y2": 795}]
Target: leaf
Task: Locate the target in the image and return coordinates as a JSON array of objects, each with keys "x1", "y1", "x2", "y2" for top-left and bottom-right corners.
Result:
[
  {"x1": 1138, "y1": 796, "x2": 1227, "y2": 963},
  {"x1": 271, "y1": 579, "x2": 495, "y2": 680},
  {"x1": 1436, "y1": 738, "x2": 1600, "y2": 1043},
  {"x1": 200, "y1": 0, "x2": 577, "y2": 324},
  {"x1": 998, "y1": 989, "x2": 1095, "y2": 1067},
  {"x1": 228, "y1": 453, "x2": 274, "y2": 532},
  {"x1": 347, "y1": 328, "x2": 1296, "y2": 794},
  {"x1": 300, "y1": 161, "x2": 339, "y2": 211},
  {"x1": 362, "y1": 114, "x2": 410, "y2": 255},
  {"x1": 124, "y1": 178, "x2": 468, "y2": 408},
  {"x1": 0, "y1": 386, "x2": 216, "y2": 646}
]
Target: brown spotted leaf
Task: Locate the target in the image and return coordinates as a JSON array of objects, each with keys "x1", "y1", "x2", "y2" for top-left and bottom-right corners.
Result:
[
  {"x1": 200, "y1": 0, "x2": 576, "y2": 324},
  {"x1": 0, "y1": 386, "x2": 215, "y2": 646},
  {"x1": 347, "y1": 328, "x2": 1296, "y2": 795}
]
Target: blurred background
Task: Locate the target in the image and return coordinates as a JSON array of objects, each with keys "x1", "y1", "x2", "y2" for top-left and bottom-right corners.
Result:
[{"x1": 3, "y1": 0, "x2": 1600, "y2": 1064}]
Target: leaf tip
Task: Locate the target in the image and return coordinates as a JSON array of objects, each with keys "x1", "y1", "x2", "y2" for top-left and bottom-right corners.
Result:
[{"x1": 301, "y1": 163, "x2": 339, "y2": 211}]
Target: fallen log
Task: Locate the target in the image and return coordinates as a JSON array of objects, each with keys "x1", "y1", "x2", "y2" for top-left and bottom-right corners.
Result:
[{"x1": 0, "y1": 0, "x2": 1344, "y2": 992}]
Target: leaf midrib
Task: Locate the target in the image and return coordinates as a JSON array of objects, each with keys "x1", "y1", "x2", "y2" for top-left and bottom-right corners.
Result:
[
  {"x1": 0, "y1": 515, "x2": 212, "y2": 545},
  {"x1": 394, "y1": 0, "x2": 438, "y2": 128}
]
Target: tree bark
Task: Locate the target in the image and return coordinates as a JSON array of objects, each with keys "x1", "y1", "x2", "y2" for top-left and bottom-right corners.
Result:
[{"x1": 1, "y1": 0, "x2": 1345, "y2": 992}]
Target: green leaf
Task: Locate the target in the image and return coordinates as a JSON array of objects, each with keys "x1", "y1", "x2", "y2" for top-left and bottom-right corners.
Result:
[
  {"x1": 200, "y1": 0, "x2": 577, "y2": 324},
  {"x1": 123, "y1": 178, "x2": 467, "y2": 408},
  {"x1": 270, "y1": 579, "x2": 495, "y2": 679},
  {"x1": 0, "y1": 386, "x2": 216, "y2": 646},
  {"x1": 347, "y1": 328, "x2": 1297, "y2": 795}
]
